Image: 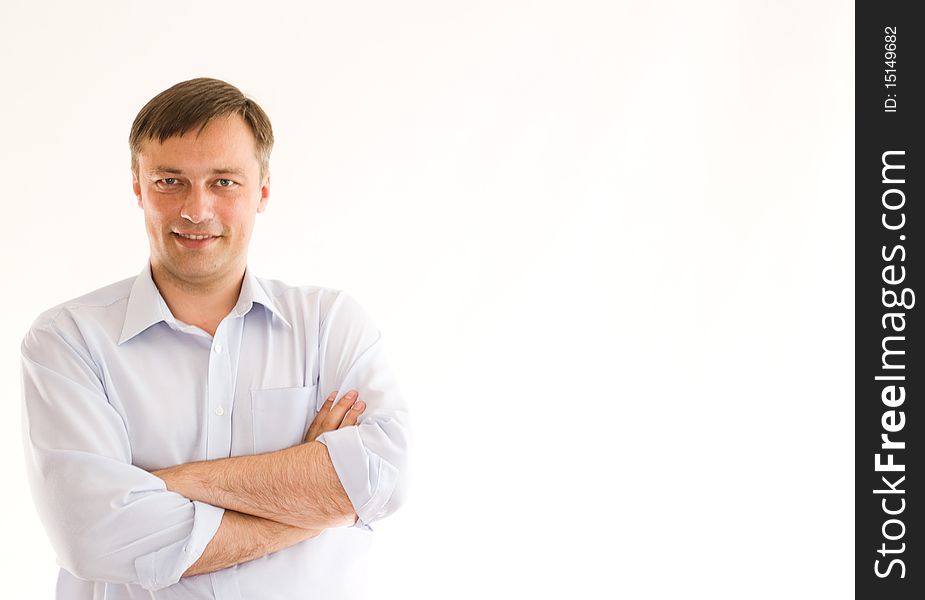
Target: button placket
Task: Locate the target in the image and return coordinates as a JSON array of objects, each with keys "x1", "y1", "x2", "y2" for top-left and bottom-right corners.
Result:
[{"x1": 206, "y1": 321, "x2": 235, "y2": 459}]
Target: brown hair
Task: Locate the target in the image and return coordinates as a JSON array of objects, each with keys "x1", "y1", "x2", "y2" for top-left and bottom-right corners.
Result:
[{"x1": 129, "y1": 77, "x2": 274, "y2": 177}]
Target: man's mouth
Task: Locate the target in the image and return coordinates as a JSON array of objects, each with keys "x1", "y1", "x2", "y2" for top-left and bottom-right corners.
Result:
[
  {"x1": 172, "y1": 232, "x2": 220, "y2": 247},
  {"x1": 175, "y1": 233, "x2": 215, "y2": 240}
]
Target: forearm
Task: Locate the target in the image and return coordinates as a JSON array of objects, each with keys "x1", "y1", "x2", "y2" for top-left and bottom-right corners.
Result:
[
  {"x1": 183, "y1": 509, "x2": 322, "y2": 577},
  {"x1": 155, "y1": 441, "x2": 355, "y2": 530}
]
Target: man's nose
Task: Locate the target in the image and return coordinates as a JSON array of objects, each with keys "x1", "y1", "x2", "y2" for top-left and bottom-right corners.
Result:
[{"x1": 179, "y1": 184, "x2": 215, "y2": 224}]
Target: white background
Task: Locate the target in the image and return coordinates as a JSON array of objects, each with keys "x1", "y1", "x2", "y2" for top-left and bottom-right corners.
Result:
[{"x1": 0, "y1": 1, "x2": 853, "y2": 598}]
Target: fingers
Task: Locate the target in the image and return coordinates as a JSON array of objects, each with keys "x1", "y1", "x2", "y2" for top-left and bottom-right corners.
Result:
[
  {"x1": 325, "y1": 390, "x2": 362, "y2": 430},
  {"x1": 339, "y1": 397, "x2": 365, "y2": 428},
  {"x1": 305, "y1": 389, "x2": 338, "y2": 442},
  {"x1": 305, "y1": 389, "x2": 365, "y2": 443}
]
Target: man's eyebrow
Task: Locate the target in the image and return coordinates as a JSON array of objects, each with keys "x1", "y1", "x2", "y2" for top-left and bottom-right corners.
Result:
[
  {"x1": 210, "y1": 167, "x2": 247, "y2": 176},
  {"x1": 146, "y1": 167, "x2": 247, "y2": 176},
  {"x1": 147, "y1": 166, "x2": 185, "y2": 175}
]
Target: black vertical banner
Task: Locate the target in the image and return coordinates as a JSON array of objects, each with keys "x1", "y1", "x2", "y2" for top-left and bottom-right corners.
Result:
[{"x1": 857, "y1": 3, "x2": 921, "y2": 597}]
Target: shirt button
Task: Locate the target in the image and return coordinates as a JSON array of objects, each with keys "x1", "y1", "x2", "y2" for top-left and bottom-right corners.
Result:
[
  {"x1": 215, "y1": 406, "x2": 225, "y2": 416},
  {"x1": 214, "y1": 344, "x2": 223, "y2": 353}
]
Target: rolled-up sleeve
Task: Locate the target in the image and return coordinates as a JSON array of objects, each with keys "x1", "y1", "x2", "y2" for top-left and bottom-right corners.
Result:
[
  {"x1": 20, "y1": 320, "x2": 224, "y2": 591},
  {"x1": 314, "y1": 292, "x2": 411, "y2": 530}
]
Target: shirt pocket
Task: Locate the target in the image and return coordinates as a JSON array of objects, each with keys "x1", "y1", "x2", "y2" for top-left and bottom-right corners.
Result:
[{"x1": 251, "y1": 384, "x2": 318, "y2": 454}]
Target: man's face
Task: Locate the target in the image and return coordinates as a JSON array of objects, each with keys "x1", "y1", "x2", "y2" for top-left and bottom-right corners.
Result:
[{"x1": 132, "y1": 114, "x2": 269, "y2": 288}]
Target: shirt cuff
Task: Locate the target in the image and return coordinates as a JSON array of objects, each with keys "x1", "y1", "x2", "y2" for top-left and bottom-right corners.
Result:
[
  {"x1": 353, "y1": 514, "x2": 374, "y2": 532},
  {"x1": 316, "y1": 427, "x2": 398, "y2": 530},
  {"x1": 134, "y1": 501, "x2": 225, "y2": 591}
]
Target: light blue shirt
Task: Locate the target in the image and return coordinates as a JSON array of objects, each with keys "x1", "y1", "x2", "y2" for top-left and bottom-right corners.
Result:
[{"x1": 20, "y1": 263, "x2": 410, "y2": 599}]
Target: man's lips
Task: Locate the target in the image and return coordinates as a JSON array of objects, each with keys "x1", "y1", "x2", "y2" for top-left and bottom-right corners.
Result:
[
  {"x1": 172, "y1": 232, "x2": 220, "y2": 248},
  {"x1": 173, "y1": 232, "x2": 219, "y2": 239}
]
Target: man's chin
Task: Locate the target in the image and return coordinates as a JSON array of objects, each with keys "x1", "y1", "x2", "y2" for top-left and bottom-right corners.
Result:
[{"x1": 156, "y1": 257, "x2": 228, "y2": 284}]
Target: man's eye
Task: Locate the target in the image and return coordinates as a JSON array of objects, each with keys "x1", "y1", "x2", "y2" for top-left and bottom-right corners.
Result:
[
  {"x1": 159, "y1": 178, "x2": 179, "y2": 186},
  {"x1": 216, "y1": 179, "x2": 235, "y2": 187}
]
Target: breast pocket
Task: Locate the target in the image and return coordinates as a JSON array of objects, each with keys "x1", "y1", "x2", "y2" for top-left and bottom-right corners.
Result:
[{"x1": 251, "y1": 385, "x2": 318, "y2": 454}]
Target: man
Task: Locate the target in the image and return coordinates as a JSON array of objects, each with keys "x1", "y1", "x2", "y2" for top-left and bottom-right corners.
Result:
[{"x1": 20, "y1": 77, "x2": 410, "y2": 599}]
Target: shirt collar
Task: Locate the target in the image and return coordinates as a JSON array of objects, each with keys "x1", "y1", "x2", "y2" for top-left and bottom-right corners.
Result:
[
  {"x1": 118, "y1": 263, "x2": 291, "y2": 345},
  {"x1": 233, "y1": 266, "x2": 292, "y2": 329}
]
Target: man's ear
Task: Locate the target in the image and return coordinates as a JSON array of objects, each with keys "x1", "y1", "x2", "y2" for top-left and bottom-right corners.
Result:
[
  {"x1": 257, "y1": 170, "x2": 270, "y2": 213},
  {"x1": 132, "y1": 170, "x2": 143, "y2": 208}
]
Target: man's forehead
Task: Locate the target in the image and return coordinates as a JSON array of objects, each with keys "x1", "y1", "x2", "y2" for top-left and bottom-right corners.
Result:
[
  {"x1": 140, "y1": 115, "x2": 255, "y2": 150},
  {"x1": 137, "y1": 138, "x2": 259, "y2": 175}
]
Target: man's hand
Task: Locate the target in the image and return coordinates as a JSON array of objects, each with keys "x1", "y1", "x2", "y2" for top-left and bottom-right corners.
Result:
[{"x1": 305, "y1": 389, "x2": 365, "y2": 443}]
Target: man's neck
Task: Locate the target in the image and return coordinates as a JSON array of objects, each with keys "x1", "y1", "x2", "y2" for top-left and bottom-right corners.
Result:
[{"x1": 150, "y1": 262, "x2": 245, "y2": 337}]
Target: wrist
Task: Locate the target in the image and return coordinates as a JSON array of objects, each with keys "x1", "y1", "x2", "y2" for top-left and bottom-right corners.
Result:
[{"x1": 153, "y1": 462, "x2": 200, "y2": 500}]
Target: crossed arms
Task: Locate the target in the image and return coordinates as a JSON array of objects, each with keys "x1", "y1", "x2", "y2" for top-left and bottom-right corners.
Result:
[
  {"x1": 21, "y1": 292, "x2": 409, "y2": 591},
  {"x1": 158, "y1": 390, "x2": 366, "y2": 577}
]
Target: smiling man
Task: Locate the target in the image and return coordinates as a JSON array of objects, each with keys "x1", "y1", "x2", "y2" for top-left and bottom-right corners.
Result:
[{"x1": 20, "y1": 78, "x2": 410, "y2": 599}]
